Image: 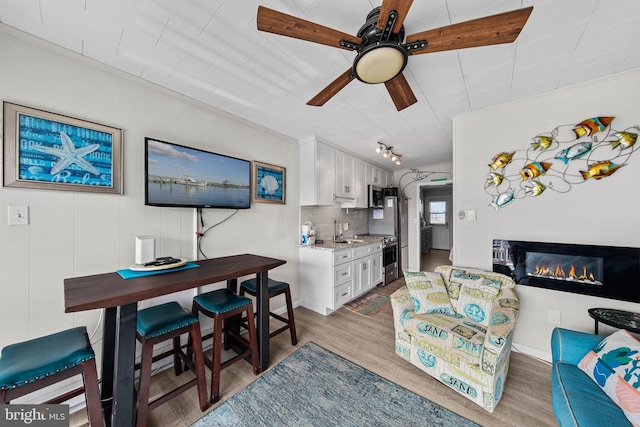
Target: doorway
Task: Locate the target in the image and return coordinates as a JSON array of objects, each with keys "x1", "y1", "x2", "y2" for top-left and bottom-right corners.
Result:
[
  {"x1": 426, "y1": 196, "x2": 452, "y2": 249},
  {"x1": 419, "y1": 184, "x2": 453, "y2": 271}
]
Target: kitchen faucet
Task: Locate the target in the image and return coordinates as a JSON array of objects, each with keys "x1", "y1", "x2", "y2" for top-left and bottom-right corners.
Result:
[{"x1": 334, "y1": 219, "x2": 342, "y2": 241}]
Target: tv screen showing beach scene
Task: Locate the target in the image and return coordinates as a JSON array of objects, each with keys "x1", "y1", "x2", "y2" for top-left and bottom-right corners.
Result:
[{"x1": 145, "y1": 138, "x2": 251, "y2": 209}]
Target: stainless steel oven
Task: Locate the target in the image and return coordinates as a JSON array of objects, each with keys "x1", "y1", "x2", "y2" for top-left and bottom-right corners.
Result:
[{"x1": 382, "y1": 236, "x2": 398, "y2": 285}]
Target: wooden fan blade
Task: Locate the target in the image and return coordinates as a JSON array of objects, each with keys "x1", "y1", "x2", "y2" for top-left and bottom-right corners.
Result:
[
  {"x1": 307, "y1": 69, "x2": 355, "y2": 106},
  {"x1": 406, "y1": 6, "x2": 533, "y2": 55},
  {"x1": 377, "y1": 0, "x2": 414, "y2": 34},
  {"x1": 257, "y1": 6, "x2": 361, "y2": 51},
  {"x1": 384, "y1": 73, "x2": 417, "y2": 111}
]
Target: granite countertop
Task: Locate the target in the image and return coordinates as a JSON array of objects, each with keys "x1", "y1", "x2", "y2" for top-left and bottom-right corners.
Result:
[{"x1": 301, "y1": 236, "x2": 384, "y2": 251}]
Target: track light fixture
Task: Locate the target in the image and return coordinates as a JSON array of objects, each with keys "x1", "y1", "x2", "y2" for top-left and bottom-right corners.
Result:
[{"x1": 375, "y1": 142, "x2": 402, "y2": 165}]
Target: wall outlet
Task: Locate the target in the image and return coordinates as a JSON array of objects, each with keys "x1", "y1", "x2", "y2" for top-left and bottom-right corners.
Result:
[
  {"x1": 8, "y1": 206, "x2": 29, "y2": 225},
  {"x1": 547, "y1": 309, "x2": 561, "y2": 325}
]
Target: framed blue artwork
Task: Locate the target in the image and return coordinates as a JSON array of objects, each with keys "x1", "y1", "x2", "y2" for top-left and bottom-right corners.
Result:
[
  {"x1": 3, "y1": 102, "x2": 123, "y2": 194},
  {"x1": 252, "y1": 161, "x2": 285, "y2": 204}
]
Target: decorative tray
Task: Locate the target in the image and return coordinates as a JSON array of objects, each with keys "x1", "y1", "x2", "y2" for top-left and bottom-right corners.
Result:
[{"x1": 129, "y1": 258, "x2": 188, "y2": 272}]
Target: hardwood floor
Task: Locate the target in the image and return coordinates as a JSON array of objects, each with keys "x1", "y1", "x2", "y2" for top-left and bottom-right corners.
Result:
[
  {"x1": 421, "y1": 248, "x2": 452, "y2": 271},
  {"x1": 71, "y1": 276, "x2": 556, "y2": 427}
]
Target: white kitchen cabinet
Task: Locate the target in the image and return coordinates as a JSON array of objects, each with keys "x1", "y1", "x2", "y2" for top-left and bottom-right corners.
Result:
[
  {"x1": 353, "y1": 159, "x2": 368, "y2": 208},
  {"x1": 366, "y1": 163, "x2": 381, "y2": 186},
  {"x1": 369, "y1": 242, "x2": 383, "y2": 287},
  {"x1": 299, "y1": 247, "x2": 353, "y2": 315},
  {"x1": 366, "y1": 163, "x2": 393, "y2": 189},
  {"x1": 353, "y1": 244, "x2": 372, "y2": 296},
  {"x1": 335, "y1": 150, "x2": 355, "y2": 200},
  {"x1": 382, "y1": 169, "x2": 394, "y2": 187},
  {"x1": 299, "y1": 136, "x2": 336, "y2": 206},
  {"x1": 299, "y1": 241, "x2": 384, "y2": 316}
]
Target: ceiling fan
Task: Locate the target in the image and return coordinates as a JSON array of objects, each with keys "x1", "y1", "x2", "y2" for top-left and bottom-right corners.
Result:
[{"x1": 257, "y1": 0, "x2": 533, "y2": 111}]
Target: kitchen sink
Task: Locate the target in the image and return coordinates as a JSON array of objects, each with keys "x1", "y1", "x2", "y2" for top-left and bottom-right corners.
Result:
[{"x1": 334, "y1": 239, "x2": 363, "y2": 244}]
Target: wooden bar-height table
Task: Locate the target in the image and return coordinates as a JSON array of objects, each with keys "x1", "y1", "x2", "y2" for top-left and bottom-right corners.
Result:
[{"x1": 64, "y1": 254, "x2": 286, "y2": 427}]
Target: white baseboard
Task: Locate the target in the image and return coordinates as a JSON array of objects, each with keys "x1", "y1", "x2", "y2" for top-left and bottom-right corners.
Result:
[{"x1": 511, "y1": 342, "x2": 552, "y2": 363}]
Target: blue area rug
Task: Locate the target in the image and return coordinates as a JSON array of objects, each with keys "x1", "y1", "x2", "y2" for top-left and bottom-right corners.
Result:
[{"x1": 191, "y1": 342, "x2": 478, "y2": 427}]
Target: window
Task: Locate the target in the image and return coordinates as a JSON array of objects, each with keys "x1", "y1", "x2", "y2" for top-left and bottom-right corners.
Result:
[{"x1": 429, "y1": 201, "x2": 447, "y2": 224}]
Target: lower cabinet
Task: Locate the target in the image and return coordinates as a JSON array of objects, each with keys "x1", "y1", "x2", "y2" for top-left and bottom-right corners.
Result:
[{"x1": 300, "y1": 243, "x2": 383, "y2": 316}]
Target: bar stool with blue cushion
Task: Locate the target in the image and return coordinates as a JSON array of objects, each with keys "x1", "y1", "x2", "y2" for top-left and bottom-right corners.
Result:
[
  {"x1": 191, "y1": 289, "x2": 259, "y2": 403},
  {"x1": 240, "y1": 278, "x2": 297, "y2": 346},
  {"x1": 136, "y1": 301, "x2": 208, "y2": 427},
  {"x1": 0, "y1": 326, "x2": 104, "y2": 426}
]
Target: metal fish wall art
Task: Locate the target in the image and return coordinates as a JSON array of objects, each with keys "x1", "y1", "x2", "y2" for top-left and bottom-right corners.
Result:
[
  {"x1": 485, "y1": 117, "x2": 640, "y2": 209},
  {"x1": 519, "y1": 162, "x2": 552, "y2": 180},
  {"x1": 555, "y1": 141, "x2": 592, "y2": 164},
  {"x1": 572, "y1": 117, "x2": 614, "y2": 138},
  {"x1": 610, "y1": 131, "x2": 638, "y2": 150},
  {"x1": 579, "y1": 161, "x2": 625, "y2": 180},
  {"x1": 485, "y1": 173, "x2": 504, "y2": 187},
  {"x1": 488, "y1": 152, "x2": 515, "y2": 170}
]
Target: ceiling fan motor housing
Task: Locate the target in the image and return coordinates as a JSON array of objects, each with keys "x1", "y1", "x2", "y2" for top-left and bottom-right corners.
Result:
[{"x1": 353, "y1": 7, "x2": 408, "y2": 84}]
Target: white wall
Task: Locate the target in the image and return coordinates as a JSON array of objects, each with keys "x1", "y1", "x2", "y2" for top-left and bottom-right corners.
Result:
[
  {"x1": 453, "y1": 68, "x2": 640, "y2": 358},
  {"x1": 0, "y1": 25, "x2": 300, "y2": 387}
]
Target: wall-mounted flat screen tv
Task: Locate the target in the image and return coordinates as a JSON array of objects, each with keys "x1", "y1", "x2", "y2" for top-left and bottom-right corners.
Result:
[{"x1": 145, "y1": 137, "x2": 251, "y2": 209}]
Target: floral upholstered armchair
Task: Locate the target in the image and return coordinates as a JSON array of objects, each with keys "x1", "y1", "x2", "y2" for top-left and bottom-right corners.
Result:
[{"x1": 391, "y1": 265, "x2": 519, "y2": 412}]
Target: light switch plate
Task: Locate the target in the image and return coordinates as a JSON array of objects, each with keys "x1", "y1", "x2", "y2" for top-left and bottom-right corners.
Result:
[
  {"x1": 467, "y1": 210, "x2": 477, "y2": 221},
  {"x1": 8, "y1": 206, "x2": 29, "y2": 225}
]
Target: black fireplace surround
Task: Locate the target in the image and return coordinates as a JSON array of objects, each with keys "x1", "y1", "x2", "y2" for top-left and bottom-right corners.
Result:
[{"x1": 493, "y1": 239, "x2": 640, "y2": 303}]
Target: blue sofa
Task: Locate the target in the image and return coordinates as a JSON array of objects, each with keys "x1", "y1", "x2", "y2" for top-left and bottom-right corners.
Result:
[{"x1": 551, "y1": 328, "x2": 631, "y2": 426}]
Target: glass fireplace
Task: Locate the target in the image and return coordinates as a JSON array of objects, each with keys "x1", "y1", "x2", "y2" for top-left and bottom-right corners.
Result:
[{"x1": 493, "y1": 239, "x2": 640, "y2": 303}]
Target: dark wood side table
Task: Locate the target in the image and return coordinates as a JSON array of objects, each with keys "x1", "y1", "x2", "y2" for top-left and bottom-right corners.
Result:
[{"x1": 588, "y1": 308, "x2": 640, "y2": 335}]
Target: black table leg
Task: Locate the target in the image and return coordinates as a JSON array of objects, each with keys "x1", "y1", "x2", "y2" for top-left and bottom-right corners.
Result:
[
  {"x1": 226, "y1": 279, "x2": 240, "y2": 336},
  {"x1": 256, "y1": 271, "x2": 269, "y2": 371},
  {"x1": 101, "y1": 307, "x2": 117, "y2": 426},
  {"x1": 594, "y1": 319, "x2": 599, "y2": 335},
  {"x1": 227, "y1": 278, "x2": 238, "y2": 293},
  {"x1": 112, "y1": 303, "x2": 137, "y2": 427}
]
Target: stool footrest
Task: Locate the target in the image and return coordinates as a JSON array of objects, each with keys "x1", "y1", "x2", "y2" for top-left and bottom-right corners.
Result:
[
  {"x1": 45, "y1": 385, "x2": 85, "y2": 405},
  {"x1": 148, "y1": 377, "x2": 200, "y2": 411}
]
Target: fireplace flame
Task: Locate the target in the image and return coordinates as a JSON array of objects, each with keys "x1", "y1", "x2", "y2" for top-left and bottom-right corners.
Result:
[{"x1": 532, "y1": 262, "x2": 600, "y2": 285}]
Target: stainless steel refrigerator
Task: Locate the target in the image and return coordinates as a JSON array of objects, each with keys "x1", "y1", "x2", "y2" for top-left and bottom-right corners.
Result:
[{"x1": 368, "y1": 188, "x2": 409, "y2": 281}]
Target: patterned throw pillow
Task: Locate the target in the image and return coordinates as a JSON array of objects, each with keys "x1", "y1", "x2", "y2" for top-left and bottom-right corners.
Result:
[
  {"x1": 578, "y1": 329, "x2": 640, "y2": 425},
  {"x1": 448, "y1": 269, "x2": 500, "y2": 326},
  {"x1": 403, "y1": 271, "x2": 454, "y2": 315}
]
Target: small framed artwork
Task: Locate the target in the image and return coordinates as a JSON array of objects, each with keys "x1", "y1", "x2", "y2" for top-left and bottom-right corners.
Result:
[
  {"x1": 252, "y1": 161, "x2": 285, "y2": 204},
  {"x1": 3, "y1": 102, "x2": 123, "y2": 194}
]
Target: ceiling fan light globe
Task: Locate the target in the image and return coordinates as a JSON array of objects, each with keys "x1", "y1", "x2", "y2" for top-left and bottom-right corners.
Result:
[
  {"x1": 396, "y1": 158, "x2": 402, "y2": 165},
  {"x1": 354, "y1": 44, "x2": 407, "y2": 84}
]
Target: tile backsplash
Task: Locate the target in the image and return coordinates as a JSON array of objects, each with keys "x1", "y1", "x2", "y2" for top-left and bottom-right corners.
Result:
[{"x1": 300, "y1": 206, "x2": 369, "y2": 241}]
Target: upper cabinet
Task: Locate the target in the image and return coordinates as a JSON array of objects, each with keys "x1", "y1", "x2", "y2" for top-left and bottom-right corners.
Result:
[
  {"x1": 353, "y1": 159, "x2": 368, "y2": 208},
  {"x1": 299, "y1": 136, "x2": 392, "y2": 206},
  {"x1": 366, "y1": 163, "x2": 381, "y2": 186},
  {"x1": 299, "y1": 136, "x2": 336, "y2": 206},
  {"x1": 382, "y1": 169, "x2": 394, "y2": 187},
  {"x1": 366, "y1": 164, "x2": 394, "y2": 188},
  {"x1": 335, "y1": 150, "x2": 355, "y2": 200}
]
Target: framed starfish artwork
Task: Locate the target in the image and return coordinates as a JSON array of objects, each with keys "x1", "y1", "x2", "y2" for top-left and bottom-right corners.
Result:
[{"x1": 3, "y1": 102, "x2": 123, "y2": 194}]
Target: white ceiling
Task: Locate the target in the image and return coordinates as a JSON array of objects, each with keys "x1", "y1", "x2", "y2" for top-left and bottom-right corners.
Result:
[{"x1": 1, "y1": 0, "x2": 640, "y2": 170}]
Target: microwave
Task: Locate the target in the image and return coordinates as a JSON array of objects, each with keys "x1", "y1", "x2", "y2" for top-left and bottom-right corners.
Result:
[{"x1": 368, "y1": 185, "x2": 384, "y2": 208}]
